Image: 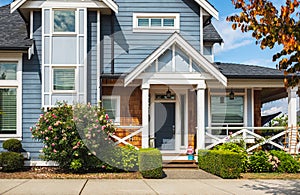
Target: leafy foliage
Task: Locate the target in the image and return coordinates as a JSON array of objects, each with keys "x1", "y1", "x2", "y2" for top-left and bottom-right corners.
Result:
[
  {"x1": 198, "y1": 150, "x2": 243, "y2": 178},
  {"x1": 31, "y1": 102, "x2": 116, "y2": 172},
  {"x1": 138, "y1": 148, "x2": 163, "y2": 178},
  {"x1": 248, "y1": 151, "x2": 273, "y2": 172},
  {"x1": 269, "y1": 150, "x2": 300, "y2": 173},
  {"x1": 214, "y1": 142, "x2": 248, "y2": 172},
  {"x1": 3, "y1": 139, "x2": 22, "y2": 152},
  {"x1": 227, "y1": 0, "x2": 300, "y2": 87},
  {"x1": 0, "y1": 152, "x2": 24, "y2": 172}
]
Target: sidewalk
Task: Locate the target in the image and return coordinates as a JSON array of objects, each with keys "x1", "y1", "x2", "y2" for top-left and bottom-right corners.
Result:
[{"x1": 1, "y1": 179, "x2": 300, "y2": 195}]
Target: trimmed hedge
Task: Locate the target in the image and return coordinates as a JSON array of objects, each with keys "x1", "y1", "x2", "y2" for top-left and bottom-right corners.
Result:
[
  {"x1": 0, "y1": 152, "x2": 24, "y2": 172},
  {"x1": 198, "y1": 150, "x2": 243, "y2": 179},
  {"x1": 3, "y1": 139, "x2": 22, "y2": 152},
  {"x1": 138, "y1": 148, "x2": 163, "y2": 179}
]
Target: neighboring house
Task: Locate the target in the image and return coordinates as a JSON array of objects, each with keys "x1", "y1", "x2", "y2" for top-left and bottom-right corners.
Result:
[{"x1": 0, "y1": 0, "x2": 297, "y2": 164}]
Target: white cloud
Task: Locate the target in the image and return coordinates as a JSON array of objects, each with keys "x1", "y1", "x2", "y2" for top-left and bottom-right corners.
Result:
[
  {"x1": 212, "y1": 17, "x2": 254, "y2": 54},
  {"x1": 262, "y1": 98, "x2": 288, "y2": 116}
]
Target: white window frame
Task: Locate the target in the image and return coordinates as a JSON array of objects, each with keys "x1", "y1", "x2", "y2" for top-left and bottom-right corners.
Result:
[
  {"x1": 52, "y1": 9, "x2": 77, "y2": 35},
  {"x1": 0, "y1": 53, "x2": 22, "y2": 140},
  {"x1": 208, "y1": 90, "x2": 246, "y2": 128},
  {"x1": 102, "y1": 96, "x2": 120, "y2": 124},
  {"x1": 133, "y1": 13, "x2": 180, "y2": 33},
  {"x1": 51, "y1": 66, "x2": 77, "y2": 94}
]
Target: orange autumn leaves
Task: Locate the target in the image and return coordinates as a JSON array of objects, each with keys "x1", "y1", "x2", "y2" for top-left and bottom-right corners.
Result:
[{"x1": 227, "y1": 0, "x2": 300, "y2": 87}]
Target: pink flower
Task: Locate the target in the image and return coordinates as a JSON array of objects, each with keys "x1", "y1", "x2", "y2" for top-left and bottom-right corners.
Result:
[
  {"x1": 102, "y1": 165, "x2": 106, "y2": 169},
  {"x1": 95, "y1": 119, "x2": 99, "y2": 123},
  {"x1": 53, "y1": 149, "x2": 57, "y2": 153},
  {"x1": 105, "y1": 114, "x2": 109, "y2": 120},
  {"x1": 51, "y1": 143, "x2": 55, "y2": 147},
  {"x1": 48, "y1": 126, "x2": 53, "y2": 130},
  {"x1": 102, "y1": 126, "x2": 106, "y2": 131},
  {"x1": 30, "y1": 127, "x2": 33, "y2": 131},
  {"x1": 45, "y1": 137, "x2": 49, "y2": 141},
  {"x1": 51, "y1": 114, "x2": 57, "y2": 119},
  {"x1": 72, "y1": 146, "x2": 78, "y2": 150}
]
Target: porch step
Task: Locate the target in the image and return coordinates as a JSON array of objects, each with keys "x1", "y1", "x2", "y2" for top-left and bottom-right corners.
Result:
[{"x1": 163, "y1": 160, "x2": 198, "y2": 169}]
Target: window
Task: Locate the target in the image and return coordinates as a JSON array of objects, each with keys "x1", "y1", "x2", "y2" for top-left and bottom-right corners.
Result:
[
  {"x1": 0, "y1": 89, "x2": 17, "y2": 134},
  {"x1": 53, "y1": 10, "x2": 76, "y2": 33},
  {"x1": 133, "y1": 13, "x2": 180, "y2": 32},
  {"x1": 53, "y1": 68, "x2": 75, "y2": 91},
  {"x1": 102, "y1": 96, "x2": 120, "y2": 123},
  {"x1": 210, "y1": 95, "x2": 244, "y2": 135},
  {"x1": 0, "y1": 55, "x2": 22, "y2": 139}
]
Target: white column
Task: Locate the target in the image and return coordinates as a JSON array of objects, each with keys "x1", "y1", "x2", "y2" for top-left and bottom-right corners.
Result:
[
  {"x1": 141, "y1": 83, "x2": 150, "y2": 148},
  {"x1": 197, "y1": 81, "x2": 206, "y2": 150},
  {"x1": 288, "y1": 86, "x2": 298, "y2": 127},
  {"x1": 288, "y1": 86, "x2": 298, "y2": 154}
]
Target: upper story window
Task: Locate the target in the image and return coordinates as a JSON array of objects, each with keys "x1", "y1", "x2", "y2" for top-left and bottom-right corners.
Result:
[
  {"x1": 53, "y1": 10, "x2": 76, "y2": 33},
  {"x1": 133, "y1": 13, "x2": 180, "y2": 33},
  {"x1": 53, "y1": 68, "x2": 76, "y2": 91},
  {"x1": 0, "y1": 62, "x2": 17, "y2": 80}
]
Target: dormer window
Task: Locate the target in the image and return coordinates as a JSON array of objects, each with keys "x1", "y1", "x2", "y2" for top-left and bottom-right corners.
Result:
[
  {"x1": 133, "y1": 13, "x2": 180, "y2": 33},
  {"x1": 53, "y1": 10, "x2": 76, "y2": 33}
]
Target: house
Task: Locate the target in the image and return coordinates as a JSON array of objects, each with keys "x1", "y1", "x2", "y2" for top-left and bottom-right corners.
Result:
[{"x1": 0, "y1": 0, "x2": 298, "y2": 165}]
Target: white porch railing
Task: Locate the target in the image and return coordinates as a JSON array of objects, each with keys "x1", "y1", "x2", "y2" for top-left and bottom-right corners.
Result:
[
  {"x1": 109, "y1": 126, "x2": 142, "y2": 150},
  {"x1": 205, "y1": 126, "x2": 300, "y2": 154}
]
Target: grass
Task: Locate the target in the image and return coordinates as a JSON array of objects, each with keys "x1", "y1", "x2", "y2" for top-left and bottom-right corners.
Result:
[{"x1": 241, "y1": 173, "x2": 300, "y2": 179}]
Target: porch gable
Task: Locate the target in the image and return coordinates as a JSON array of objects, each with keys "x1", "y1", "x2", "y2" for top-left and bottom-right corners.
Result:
[{"x1": 124, "y1": 32, "x2": 227, "y2": 87}]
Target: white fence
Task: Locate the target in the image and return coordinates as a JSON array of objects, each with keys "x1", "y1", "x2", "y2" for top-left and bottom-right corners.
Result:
[{"x1": 205, "y1": 126, "x2": 300, "y2": 154}]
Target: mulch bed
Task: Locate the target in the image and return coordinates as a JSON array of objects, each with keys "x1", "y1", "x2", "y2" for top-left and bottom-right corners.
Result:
[{"x1": 0, "y1": 167, "x2": 142, "y2": 179}]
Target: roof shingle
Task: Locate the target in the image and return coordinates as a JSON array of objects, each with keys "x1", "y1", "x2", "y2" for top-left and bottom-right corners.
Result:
[
  {"x1": 203, "y1": 23, "x2": 223, "y2": 43},
  {"x1": 0, "y1": 5, "x2": 32, "y2": 50}
]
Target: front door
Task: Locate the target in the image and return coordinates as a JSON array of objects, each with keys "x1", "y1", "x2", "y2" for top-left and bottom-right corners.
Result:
[{"x1": 155, "y1": 102, "x2": 175, "y2": 150}]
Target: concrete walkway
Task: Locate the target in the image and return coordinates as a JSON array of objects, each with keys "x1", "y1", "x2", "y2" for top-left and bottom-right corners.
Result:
[
  {"x1": 1, "y1": 179, "x2": 300, "y2": 195},
  {"x1": 163, "y1": 168, "x2": 220, "y2": 179}
]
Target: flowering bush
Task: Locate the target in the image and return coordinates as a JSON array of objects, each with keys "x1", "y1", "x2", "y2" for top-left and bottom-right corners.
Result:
[{"x1": 31, "y1": 102, "x2": 116, "y2": 172}]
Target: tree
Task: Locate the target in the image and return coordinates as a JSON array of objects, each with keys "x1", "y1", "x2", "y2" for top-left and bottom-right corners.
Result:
[{"x1": 227, "y1": 0, "x2": 300, "y2": 87}]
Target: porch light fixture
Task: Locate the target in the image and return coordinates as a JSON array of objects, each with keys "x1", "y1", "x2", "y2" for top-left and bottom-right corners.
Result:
[
  {"x1": 220, "y1": 96, "x2": 225, "y2": 104},
  {"x1": 229, "y1": 89, "x2": 235, "y2": 100},
  {"x1": 166, "y1": 88, "x2": 171, "y2": 99}
]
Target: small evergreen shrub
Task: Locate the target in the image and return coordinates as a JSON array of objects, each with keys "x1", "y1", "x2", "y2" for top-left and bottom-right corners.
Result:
[
  {"x1": 138, "y1": 148, "x2": 163, "y2": 178},
  {"x1": 214, "y1": 142, "x2": 248, "y2": 172},
  {"x1": 198, "y1": 149, "x2": 242, "y2": 179},
  {"x1": 0, "y1": 152, "x2": 24, "y2": 172},
  {"x1": 269, "y1": 150, "x2": 300, "y2": 173},
  {"x1": 248, "y1": 151, "x2": 272, "y2": 172},
  {"x1": 3, "y1": 139, "x2": 22, "y2": 152}
]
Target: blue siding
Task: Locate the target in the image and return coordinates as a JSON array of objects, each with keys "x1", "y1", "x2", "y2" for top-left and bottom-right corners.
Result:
[
  {"x1": 22, "y1": 11, "x2": 43, "y2": 160},
  {"x1": 247, "y1": 89, "x2": 253, "y2": 127},
  {"x1": 87, "y1": 11, "x2": 98, "y2": 105},
  {"x1": 102, "y1": 0, "x2": 201, "y2": 73}
]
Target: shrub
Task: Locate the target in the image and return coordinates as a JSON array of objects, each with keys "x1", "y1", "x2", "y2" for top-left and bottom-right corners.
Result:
[
  {"x1": 138, "y1": 148, "x2": 163, "y2": 178},
  {"x1": 3, "y1": 139, "x2": 22, "y2": 152},
  {"x1": 0, "y1": 152, "x2": 24, "y2": 172},
  {"x1": 248, "y1": 151, "x2": 272, "y2": 172},
  {"x1": 214, "y1": 142, "x2": 248, "y2": 172},
  {"x1": 269, "y1": 150, "x2": 300, "y2": 173},
  {"x1": 31, "y1": 102, "x2": 115, "y2": 172},
  {"x1": 198, "y1": 149, "x2": 243, "y2": 179}
]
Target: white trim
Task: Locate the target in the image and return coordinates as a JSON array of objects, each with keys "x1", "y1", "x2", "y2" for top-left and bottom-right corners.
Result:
[
  {"x1": 194, "y1": 0, "x2": 219, "y2": 20},
  {"x1": 102, "y1": 96, "x2": 121, "y2": 123},
  {"x1": 24, "y1": 160, "x2": 59, "y2": 167},
  {"x1": 124, "y1": 33, "x2": 227, "y2": 87},
  {"x1": 133, "y1": 13, "x2": 180, "y2": 33},
  {"x1": 97, "y1": 11, "x2": 101, "y2": 103},
  {"x1": 251, "y1": 88, "x2": 254, "y2": 127},
  {"x1": 51, "y1": 66, "x2": 77, "y2": 93},
  {"x1": 196, "y1": 81, "x2": 206, "y2": 150},
  {"x1": 0, "y1": 53, "x2": 22, "y2": 140},
  {"x1": 11, "y1": 0, "x2": 118, "y2": 13}
]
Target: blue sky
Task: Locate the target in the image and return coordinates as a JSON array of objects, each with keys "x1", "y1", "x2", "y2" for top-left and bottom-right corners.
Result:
[
  {"x1": 0, "y1": 0, "x2": 289, "y2": 115},
  {"x1": 0, "y1": 0, "x2": 12, "y2": 7}
]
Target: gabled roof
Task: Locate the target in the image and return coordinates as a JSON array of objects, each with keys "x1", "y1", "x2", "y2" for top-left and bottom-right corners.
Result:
[
  {"x1": 10, "y1": 0, "x2": 119, "y2": 13},
  {"x1": 124, "y1": 32, "x2": 227, "y2": 86},
  {"x1": 194, "y1": 0, "x2": 219, "y2": 19},
  {"x1": 203, "y1": 23, "x2": 223, "y2": 44},
  {"x1": 0, "y1": 5, "x2": 32, "y2": 50},
  {"x1": 215, "y1": 62, "x2": 285, "y2": 79}
]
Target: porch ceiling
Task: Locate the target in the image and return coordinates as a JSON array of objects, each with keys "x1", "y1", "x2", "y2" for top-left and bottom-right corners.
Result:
[{"x1": 261, "y1": 88, "x2": 287, "y2": 104}]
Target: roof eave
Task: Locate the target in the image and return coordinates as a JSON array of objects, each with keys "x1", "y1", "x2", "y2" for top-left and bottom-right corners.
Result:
[{"x1": 194, "y1": 0, "x2": 219, "y2": 20}]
